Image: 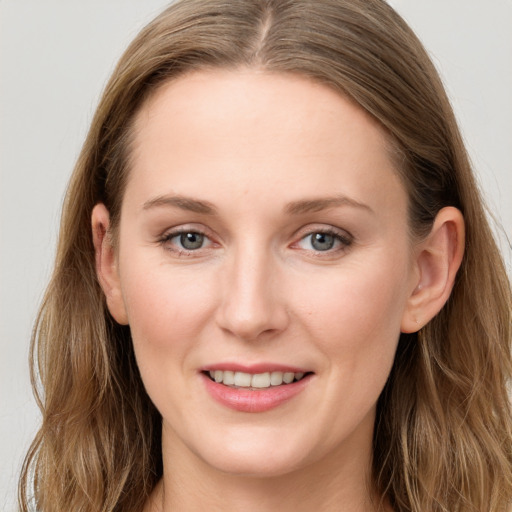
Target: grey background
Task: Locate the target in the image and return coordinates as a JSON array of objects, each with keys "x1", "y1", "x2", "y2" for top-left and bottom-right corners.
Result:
[{"x1": 1, "y1": 1, "x2": 511, "y2": 510}]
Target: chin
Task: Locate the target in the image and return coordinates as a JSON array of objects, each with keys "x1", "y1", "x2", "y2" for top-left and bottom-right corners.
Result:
[
  {"x1": 187, "y1": 428, "x2": 313, "y2": 478},
  {"x1": 201, "y1": 450, "x2": 307, "y2": 478}
]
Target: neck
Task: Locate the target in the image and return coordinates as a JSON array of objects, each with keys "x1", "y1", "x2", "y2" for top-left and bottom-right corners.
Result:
[{"x1": 144, "y1": 424, "x2": 386, "y2": 512}]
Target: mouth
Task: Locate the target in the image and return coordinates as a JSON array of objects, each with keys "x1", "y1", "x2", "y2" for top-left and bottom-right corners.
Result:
[
  {"x1": 203, "y1": 370, "x2": 311, "y2": 389},
  {"x1": 200, "y1": 364, "x2": 314, "y2": 412}
]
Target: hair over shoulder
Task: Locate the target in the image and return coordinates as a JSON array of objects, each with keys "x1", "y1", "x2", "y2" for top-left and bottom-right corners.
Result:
[{"x1": 19, "y1": 1, "x2": 512, "y2": 511}]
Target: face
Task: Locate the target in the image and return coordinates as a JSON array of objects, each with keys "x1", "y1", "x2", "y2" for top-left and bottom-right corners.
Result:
[{"x1": 103, "y1": 70, "x2": 420, "y2": 478}]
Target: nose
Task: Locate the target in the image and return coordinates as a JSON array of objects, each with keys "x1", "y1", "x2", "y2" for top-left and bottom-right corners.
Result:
[{"x1": 215, "y1": 244, "x2": 289, "y2": 341}]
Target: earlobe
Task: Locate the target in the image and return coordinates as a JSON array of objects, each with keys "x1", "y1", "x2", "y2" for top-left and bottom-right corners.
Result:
[
  {"x1": 91, "y1": 204, "x2": 129, "y2": 325},
  {"x1": 401, "y1": 207, "x2": 465, "y2": 333}
]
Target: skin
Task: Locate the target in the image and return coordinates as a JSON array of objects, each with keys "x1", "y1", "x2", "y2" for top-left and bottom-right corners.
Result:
[{"x1": 93, "y1": 69, "x2": 464, "y2": 511}]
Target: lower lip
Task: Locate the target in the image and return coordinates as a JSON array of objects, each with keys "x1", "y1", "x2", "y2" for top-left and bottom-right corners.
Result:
[{"x1": 202, "y1": 373, "x2": 311, "y2": 413}]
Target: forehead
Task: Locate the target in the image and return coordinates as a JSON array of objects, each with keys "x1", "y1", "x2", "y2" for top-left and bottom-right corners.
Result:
[
  {"x1": 125, "y1": 69, "x2": 406, "y2": 223},
  {"x1": 132, "y1": 69, "x2": 390, "y2": 159}
]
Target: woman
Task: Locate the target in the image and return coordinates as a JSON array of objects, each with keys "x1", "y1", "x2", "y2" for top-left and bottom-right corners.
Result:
[{"x1": 18, "y1": 0, "x2": 512, "y2": 511}]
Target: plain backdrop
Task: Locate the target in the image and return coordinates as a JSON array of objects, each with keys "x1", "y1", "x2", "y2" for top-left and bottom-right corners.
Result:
[{"x1": 1, "y1": 1, "x2": 511, "y2": 510}]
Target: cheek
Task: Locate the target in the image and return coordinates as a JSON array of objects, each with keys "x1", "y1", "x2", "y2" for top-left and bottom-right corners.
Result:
[
  {"x1": 296, "y1": 255, "x2": 410, "y2": 363},
  {"x1": 117, "y1": 259, "x2": 221, "y2": 413},
  {"x1": 119, "y1": 260, "x2": 218, "y2": 357}
]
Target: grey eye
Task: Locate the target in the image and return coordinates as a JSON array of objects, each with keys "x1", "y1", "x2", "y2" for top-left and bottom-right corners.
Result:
[
  {"x1": 179, "y1": 232, "x2": 205, "y2": 250},
  {"x1": 310, "y1": 233, "x2": 336, "y2": 251}
]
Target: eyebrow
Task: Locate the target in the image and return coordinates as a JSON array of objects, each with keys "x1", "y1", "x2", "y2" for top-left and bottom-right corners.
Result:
[
  {"x1": 142, "y1": 194, "x2": 373, "y2": 216},
  {"x1": 142, "y1": 195, "x2": 217, "y2": 215},
  {"x1": 285, "y1": 196, "x2": 374, "y2": 215}
]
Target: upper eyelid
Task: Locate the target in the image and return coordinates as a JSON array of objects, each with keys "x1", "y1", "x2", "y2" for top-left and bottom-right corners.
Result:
[
  {"x1": 160, "y1": 224, "x2": 214, "y2": 238},
  {"x1": 157, "y1": 226, "x2": 213, "y2": 247},
  {"x1": 163, "y1": 230, "x2": 209, "y2": 241},
  {"x1": 293, "y1": 224, "x2": 353, "y2": 241}
]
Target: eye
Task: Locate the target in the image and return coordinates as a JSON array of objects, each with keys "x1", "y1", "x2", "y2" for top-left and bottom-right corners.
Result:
[
  {"x1": 175, "y1": 232, "x2": 205, "y2": 250},
  {"x1": 296, "y1": 229, "x2": 352, "y2": 253},
  {"x1": 308, "y1": 232, "x2": 337, "y2": 251},
  {"x1": 159, "y1": 229, "x2": 213, "y2": 254}
]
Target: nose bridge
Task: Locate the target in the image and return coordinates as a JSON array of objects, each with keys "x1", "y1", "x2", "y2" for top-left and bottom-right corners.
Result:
[{"x1": 216, "y1": 237, "x2": 288, "y2": 340}]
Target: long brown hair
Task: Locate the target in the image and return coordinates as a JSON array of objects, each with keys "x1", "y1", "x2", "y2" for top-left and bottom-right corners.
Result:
[{"x1": 19, "y1": 1, "x2": 512, "y2": 510}]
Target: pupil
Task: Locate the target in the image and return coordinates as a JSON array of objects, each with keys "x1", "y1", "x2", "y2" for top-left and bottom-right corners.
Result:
[
  {"x1": 180, "y1": 232, "x2": 204, "y2": 250},
  {"x1": 311, "y1": 233, "x2": 335, "y2": 251}
]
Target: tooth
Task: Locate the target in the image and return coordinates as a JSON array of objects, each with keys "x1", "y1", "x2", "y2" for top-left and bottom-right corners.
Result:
[
  {"x1": 283, "y1": 372, "x2": 294, "y2": 384},
  {"x1": 209, "y1": 369, "x2": 306, "y2": 387},
  {"x1": 251, "y1": 372, "x2": 271, "y2": 388},
  {"x1": 223, "y1": 370, "x2": 235, "y2": 385},
  {"x1": 270, "y1": 371, "x2": 283, "y2": 386},
  {"x1": 234, "y1": 371, "x2": 252, "y2": 387}
]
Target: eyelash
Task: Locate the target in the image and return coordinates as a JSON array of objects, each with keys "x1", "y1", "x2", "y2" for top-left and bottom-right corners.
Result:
[
  {"x1": 158, "y1": 229, "x2": 214, "y2": 256},
  {"x1": 157, "y1": 227, "x2": 353, "y2": 256},
  {"x1": 294, "y1": 228, "x2": 353, "y2": 255}
]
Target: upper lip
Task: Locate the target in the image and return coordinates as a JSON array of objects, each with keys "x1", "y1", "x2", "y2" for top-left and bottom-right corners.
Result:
[{"x1": 200, "y1": 362, "x2": 311, "y2": 374}]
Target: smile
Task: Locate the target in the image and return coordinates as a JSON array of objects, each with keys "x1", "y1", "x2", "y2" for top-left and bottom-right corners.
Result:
[
  {"x1": 206, "y1": 370, "x2": 307, "y2": 388},
  {"x1": 201, "y1": 367, "x2": 313, "y2": 413}
]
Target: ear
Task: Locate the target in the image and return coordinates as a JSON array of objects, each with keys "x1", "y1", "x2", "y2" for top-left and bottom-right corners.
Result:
[
  {"x1": 401, "y1": 206, "x2": 465, "y2": 333},
  {"x1": 91, "y1": 203, "x2": 128, "y2": 325}
]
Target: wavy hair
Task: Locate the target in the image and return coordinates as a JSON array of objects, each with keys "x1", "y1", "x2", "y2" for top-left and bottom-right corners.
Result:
[{"x1": 19, "y1": 0, "x2": 512, "y2": 510}]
